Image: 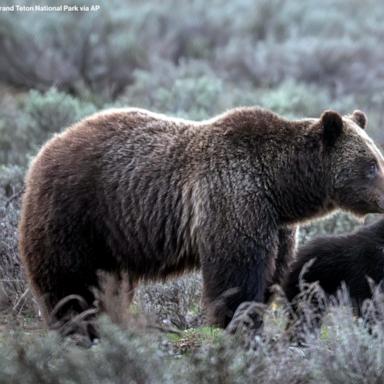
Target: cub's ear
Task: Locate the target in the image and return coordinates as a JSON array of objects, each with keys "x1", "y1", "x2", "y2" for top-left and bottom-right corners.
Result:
[
  {"x1": 321, "y1": 110, "x2": 343, "y2": 146},
  {"x1": 351, "y1": 110, "x2": 368, "y2": 129}
]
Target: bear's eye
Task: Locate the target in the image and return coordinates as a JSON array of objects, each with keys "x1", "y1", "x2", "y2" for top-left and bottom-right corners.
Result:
[{"x1": 367, "y1": 161, "x2": 378, "y2": 179}]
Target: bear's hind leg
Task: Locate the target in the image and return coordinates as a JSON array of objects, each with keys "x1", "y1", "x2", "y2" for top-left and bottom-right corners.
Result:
[
  {"x1": 32, "y1": 263, "x2": 99, "y2": 336},
  {"x1": 23, "y1": 226, "x2": 103, "y2": 338}
]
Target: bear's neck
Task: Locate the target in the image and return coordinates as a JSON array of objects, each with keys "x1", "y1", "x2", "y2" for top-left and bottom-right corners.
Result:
[
  {"x1": 258, "y1": 126, "x2": 333, "y2": 225},
  {"x1": 210, "y1": 110, "x2": 334, "y2": 225},
  {"x1": 275, "y1": 162, "x2": 333, "y2": 225}
]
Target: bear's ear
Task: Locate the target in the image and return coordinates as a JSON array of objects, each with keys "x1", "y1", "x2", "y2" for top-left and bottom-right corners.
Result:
[
  {"x1": 351, "y1": 110, "x2": 368, "y2": 129},
  {"x1": 320, "y1": 110, "x2": 343, "y2": 146}
]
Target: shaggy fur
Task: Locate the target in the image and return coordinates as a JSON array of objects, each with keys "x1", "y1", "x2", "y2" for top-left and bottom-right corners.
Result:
[
  {"x1": 19, "y1": 106, "x2": 384, "y2": 329},
  {"x1": 283, "y1": 217, "x2": 384, "y2": 319}
]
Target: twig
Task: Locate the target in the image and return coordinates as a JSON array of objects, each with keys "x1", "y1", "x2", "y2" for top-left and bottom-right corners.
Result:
[
  {"x1": 5, "y1": 189, "x2": 24, "y2": 207},
  {"x1": 13, "y1": 288, "x2": 30, "y2": 312}
]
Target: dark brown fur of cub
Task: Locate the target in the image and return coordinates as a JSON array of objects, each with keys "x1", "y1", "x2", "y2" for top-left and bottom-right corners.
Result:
[{"x1": 283, "y1": 217, "x2": 384, "y2": 324}]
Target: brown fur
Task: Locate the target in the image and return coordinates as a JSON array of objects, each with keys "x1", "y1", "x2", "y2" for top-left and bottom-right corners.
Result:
[{"x1": 19, "y1": 106, "x2": 384, "y2": 329}]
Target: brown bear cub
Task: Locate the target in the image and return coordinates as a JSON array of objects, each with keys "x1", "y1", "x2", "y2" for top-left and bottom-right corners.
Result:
[
  {"x1": 19, "y1": 106, "x2": 384, "y2": 332},
  {"x1": 283, "y1": 217, "x2": 384, "y2": 333}
]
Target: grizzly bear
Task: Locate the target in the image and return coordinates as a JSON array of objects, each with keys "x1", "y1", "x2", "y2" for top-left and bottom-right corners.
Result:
[
  {"x1": 283, "y1": 216, "x2": 384, "y2": 332},
  {"x1": 19, "y1": 106, "x2": 384, "y2": 331}
]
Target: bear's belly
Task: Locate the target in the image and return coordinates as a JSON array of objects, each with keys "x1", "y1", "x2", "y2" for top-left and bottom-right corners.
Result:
[{"x1": 101, "y1": 215, "x2": 201, "y2": 281}]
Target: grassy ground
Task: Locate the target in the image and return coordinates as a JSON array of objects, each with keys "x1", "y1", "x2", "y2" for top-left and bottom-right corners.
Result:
[{"x1": 2, "y1": 294, "x2": 384, "y2": 384}]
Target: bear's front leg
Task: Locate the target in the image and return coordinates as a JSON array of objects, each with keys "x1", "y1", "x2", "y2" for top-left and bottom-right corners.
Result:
[{"x1": 201, "y1": 234, "x2": 278, "y2": 329}]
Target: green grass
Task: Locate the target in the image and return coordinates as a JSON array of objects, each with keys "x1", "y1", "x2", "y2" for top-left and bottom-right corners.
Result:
[{"x1": 167, "y1": 326, "x2": 224, "y2": 354}]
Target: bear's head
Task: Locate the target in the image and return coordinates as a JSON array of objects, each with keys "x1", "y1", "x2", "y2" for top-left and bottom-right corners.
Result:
[{"x1": 320, "y1": 109, "x2": 384, "y2": 216}]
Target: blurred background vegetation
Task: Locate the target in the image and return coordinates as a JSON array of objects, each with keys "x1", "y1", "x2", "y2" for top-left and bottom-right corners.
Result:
[{"x1": 1, "y1": 0, "x2": 384, "y2": 382}]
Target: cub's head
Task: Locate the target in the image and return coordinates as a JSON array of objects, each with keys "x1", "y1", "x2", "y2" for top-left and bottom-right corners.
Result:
[{"x1": 319, "y1": 109, "x2": 384, "y2": 216}]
